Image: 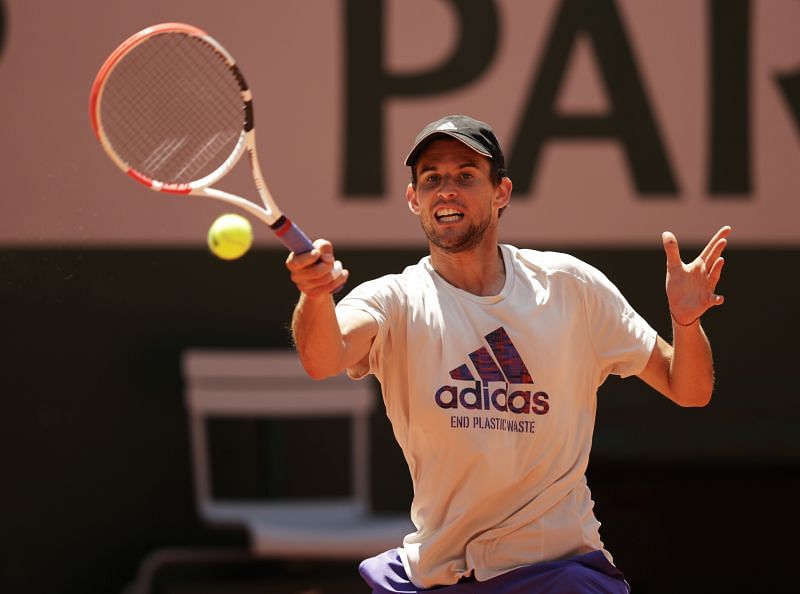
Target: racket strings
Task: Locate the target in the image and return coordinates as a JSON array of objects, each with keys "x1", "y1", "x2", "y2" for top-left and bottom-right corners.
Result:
[{"x1": 100, "y1": 33, "x2": 246, "y2": 185}]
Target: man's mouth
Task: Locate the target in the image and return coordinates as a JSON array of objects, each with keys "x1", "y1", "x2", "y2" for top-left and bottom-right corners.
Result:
[{"x1": 435, "y1": 208, "x2": 464, "y2": 223}]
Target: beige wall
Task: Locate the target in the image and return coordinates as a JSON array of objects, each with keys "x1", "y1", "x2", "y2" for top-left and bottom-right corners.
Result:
[{"x1": 0, "y1": 0, "x2": 798, "y2": 247}]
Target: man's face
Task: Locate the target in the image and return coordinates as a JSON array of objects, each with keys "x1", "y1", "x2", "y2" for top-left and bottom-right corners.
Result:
[{"x1": 407, "y1": 137, "x2": 508, "y2": 253}]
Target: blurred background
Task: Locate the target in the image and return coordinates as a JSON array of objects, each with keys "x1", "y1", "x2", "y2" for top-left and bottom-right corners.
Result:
[{"x1": 1, "y1": 1, "x2": 798, "y2": 593}]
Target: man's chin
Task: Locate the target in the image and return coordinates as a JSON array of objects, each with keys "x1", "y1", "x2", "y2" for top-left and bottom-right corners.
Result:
[
  {"x1": 421, "y1": 219, "x2": 490, "y2": 254},
  {"x1": 428, "y1": 232, "x2": 483, "y2": 254}
]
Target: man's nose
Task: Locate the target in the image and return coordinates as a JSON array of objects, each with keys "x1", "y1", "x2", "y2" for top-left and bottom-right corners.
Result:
[{"x1": 437, "y1": 175, "x2": 458, "y2": 198}]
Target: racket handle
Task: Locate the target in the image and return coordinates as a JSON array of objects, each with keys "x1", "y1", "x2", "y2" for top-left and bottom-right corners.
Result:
[
  {"x1": 272, "y1": 216, "x2": 314, "y2": 254},
  {"x1": 272, "y1": 216, "x2": 344, "y2": 280}
]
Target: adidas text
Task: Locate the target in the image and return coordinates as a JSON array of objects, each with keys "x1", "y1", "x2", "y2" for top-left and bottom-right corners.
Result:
[{"x1": 435, "y1": 381, "x2": 550, "y2": 415}]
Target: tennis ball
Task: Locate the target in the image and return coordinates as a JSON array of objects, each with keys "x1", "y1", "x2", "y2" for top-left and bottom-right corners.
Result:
[{"x1": 207, "y1": 213, "x2": 253, "y2": 260}]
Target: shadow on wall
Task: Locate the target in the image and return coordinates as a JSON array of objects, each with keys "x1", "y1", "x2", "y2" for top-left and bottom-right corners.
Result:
[{"x1": 0, "y1": 2, "x2": 6, "y2": 62}]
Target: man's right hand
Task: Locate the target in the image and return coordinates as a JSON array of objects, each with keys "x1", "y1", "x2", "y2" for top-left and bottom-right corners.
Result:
[{"x1": 286, "y1": 239, "x2": 349, "y2": 297}]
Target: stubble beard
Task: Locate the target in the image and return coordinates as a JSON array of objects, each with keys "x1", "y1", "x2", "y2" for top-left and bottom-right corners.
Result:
[{"x1": 421, "y1": 215, "x2": 492, "y2": 254}]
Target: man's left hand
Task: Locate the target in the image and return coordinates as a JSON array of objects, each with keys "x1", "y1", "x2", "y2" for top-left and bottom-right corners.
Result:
[{"x1": 662, "y1": 225, "x2": 732, "y2": 326}]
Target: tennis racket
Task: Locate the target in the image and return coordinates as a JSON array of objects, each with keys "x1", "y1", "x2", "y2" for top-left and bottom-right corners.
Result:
[{"x1": 89, "y1": 22, "x2": 327, "y2": 259}]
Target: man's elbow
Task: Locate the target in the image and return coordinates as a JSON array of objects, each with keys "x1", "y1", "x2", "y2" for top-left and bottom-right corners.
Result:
[
  {"x1": 297, "y1": 351, "x2": 347, "y2": 380},
  {"x1": 674, "y1": 385, "x2": 714, "y2": 408},
  {"x1": 300, "y1": 360, "x2": 340, "y2": 381}
]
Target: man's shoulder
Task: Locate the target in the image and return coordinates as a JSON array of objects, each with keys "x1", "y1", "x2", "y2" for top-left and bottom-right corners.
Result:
[
  {"x1": 339, "y1": 256, "x2": 432, "y2": 302},
  {"x1": 505, "y1": 245, "x2": 597, "y2": 281},
  {"x1": 372, "y1": 256, "x2": 432, "y2": 287}
]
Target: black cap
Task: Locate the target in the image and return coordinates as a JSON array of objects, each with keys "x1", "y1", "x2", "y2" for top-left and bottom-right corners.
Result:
[{"x1": 404, "y1": 115, "x2": 505, "y2": 169}]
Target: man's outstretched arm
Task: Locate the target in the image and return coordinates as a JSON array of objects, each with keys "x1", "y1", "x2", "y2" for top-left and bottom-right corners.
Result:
[{"x1": 286, "y1": 239, "x2": 377, "y2": 379}]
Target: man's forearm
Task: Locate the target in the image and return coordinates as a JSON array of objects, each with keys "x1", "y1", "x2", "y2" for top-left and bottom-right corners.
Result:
[
  {"x1": 668, "y1": 320, "x2": 715, "y2": 407},
  {"x1": 291, "y1": 293, "x2": 348, "y2": 379}
]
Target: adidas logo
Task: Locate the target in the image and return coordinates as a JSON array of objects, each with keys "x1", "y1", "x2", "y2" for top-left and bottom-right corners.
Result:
[
  {"x1": 435, "y1": 327, "x2": 550, "y2": 415},
  {"x1": 436, "y1": 121, "x2": 458, "y2": 131}
]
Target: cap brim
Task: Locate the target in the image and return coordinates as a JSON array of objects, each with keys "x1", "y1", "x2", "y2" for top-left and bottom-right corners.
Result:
[{"x1": 404, "y1": 131, "x2": 492, "y2": 166}]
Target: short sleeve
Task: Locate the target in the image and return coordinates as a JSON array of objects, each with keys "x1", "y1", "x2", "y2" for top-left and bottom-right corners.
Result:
[
  {"x1": 335, "y1": 276, "x2": 400, "y2": 381},
  {"x1": 578, "y1": 262, "x2": 657, "y2": 378}
]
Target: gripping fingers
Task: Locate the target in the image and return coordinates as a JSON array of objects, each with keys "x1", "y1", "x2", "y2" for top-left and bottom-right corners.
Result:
[
  {"x1": 286, "y1": 246, "x2": 347, "y2": 296},
  {"x1": 324, "y1": 263, "x2": 349, "y2": 294},
  {"x1": 299, "y1": 264, "x2": 349, "y2": 297}
]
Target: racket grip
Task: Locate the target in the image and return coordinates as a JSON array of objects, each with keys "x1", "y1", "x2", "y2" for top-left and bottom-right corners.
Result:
[
  {"x1": 272, "y1": 216, "x2": 344, "y2": 281},
  {"x1": 272, "y1": 216, "x2": 314, "y2": 254}
]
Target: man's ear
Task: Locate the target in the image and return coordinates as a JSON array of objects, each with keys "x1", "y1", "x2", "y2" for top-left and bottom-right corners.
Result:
[
  {"x1": 406, "y1": 183, "x2": 420, "y2": 215},
  {"x1": 495, "y1": 177, "x2": 512, "y2": 210}
]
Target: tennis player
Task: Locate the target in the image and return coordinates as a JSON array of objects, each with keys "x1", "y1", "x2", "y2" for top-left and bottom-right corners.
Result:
[{"x1": 286, "y1": 115, "x2": 730, "y2": 593}]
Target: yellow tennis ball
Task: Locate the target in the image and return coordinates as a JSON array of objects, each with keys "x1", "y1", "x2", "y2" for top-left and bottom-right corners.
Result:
[{"x1": 207, "y1": 214, "x2": 253, "y2": 260}]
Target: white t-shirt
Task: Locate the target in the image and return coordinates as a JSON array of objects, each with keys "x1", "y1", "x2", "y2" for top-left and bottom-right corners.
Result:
[{"x1": 337, "y1": 244, "x2": 657, "y2": 588}]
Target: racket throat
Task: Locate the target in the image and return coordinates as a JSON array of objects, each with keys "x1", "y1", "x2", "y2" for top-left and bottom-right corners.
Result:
[{"x1": 270, "y1": 215, "x2": 292, "y2": 233}]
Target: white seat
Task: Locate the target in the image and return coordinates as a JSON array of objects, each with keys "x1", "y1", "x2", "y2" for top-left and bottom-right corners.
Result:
[{"x1": 182, "y1": 349, "x2": 414, "y2": 559}]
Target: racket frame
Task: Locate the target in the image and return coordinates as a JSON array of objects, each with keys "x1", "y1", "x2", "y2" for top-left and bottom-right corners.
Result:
[{"x1": 89, "y1": 23, "x2": 314, "y2": 253}]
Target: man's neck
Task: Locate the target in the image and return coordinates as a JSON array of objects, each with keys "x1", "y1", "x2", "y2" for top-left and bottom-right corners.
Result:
[{"x1": 429, "y1": 242, "x2": 506, "y2": 296}]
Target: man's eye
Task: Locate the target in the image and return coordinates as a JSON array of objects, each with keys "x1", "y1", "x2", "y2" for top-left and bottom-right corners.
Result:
[
  {"x1": 458, "y1": 172, "x2": 476, "y2": 183},
  {"x1": 424, "y1": 175, "x2": 440, "y2": 185}
]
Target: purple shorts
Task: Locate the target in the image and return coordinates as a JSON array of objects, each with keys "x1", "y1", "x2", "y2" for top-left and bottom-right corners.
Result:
[{"x1": 359, "y1": 549, "x2": 631, "y2": 594}]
